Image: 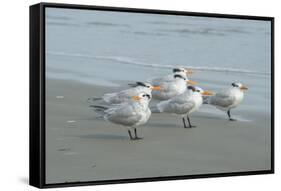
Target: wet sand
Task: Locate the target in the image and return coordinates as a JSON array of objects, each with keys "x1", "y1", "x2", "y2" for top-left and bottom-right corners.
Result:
[{"x1": 45, "y1": 79, "x2": 271, "y2": 184}]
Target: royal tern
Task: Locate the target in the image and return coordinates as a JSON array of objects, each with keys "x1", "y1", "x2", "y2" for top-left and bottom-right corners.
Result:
[
  {"x1": 88, "y1": 82, "x2": 161, "y2": 104},
  {"x1": 92, "y1": 92, "x2": 152, "y2": 140},
  {"x1": 205, "y1": 82, "x2": 248, "y2": 121},
  {"x1": 152, "y1": 74, "x2": 198, "y2": 100},
  {"x1": 151, "y1": 86, "x2": 213, "y2": 128}
]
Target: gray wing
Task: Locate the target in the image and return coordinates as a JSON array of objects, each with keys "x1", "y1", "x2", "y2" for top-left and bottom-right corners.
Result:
[
  {"x1": 105, "y1": 103, "x2": 142, "y2": 126},
  {"x1": 208, "y1": 90, "x2": 235, "y2": 107},
  {"x1": 158, "y1": 94, "x2": 195, "y2": 114},
  {"x1": 103, "y1": 88, "x2": 136, "y2": 103},
  {"x1": 152, "y1": 80, "x2": 180, "y2": 100},
  {"x1": 150, "y1": 74, "x2": 174, "y2": 86}
]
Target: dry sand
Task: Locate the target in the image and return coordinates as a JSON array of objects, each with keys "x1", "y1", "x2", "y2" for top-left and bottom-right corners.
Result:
[{"x1": 45, "y1": 79, "x2": 271, "y2": 184}]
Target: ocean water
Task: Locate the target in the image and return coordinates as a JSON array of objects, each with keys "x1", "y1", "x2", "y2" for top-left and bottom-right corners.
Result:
[{"x1": 45, "y1": 8, "x2": 271, "y2": 113}]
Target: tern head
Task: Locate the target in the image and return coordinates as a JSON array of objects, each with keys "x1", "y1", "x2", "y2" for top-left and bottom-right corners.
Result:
[
  {"x1": 174, "y1": 74, "x2": 187, "y2": 80},
  {"x1": 132, "y1": 93, "x2": 152, "y2": 102},
  {"x1": 128, "y1": 82, "x2": 161, "y2": 91},
  {"x1": 231, "y1": 82, "x2": 248, "y2": 91},
  {"x1": 174, "y1": 74, "x2": 198, "y2": 85},
  {"x1": 173, "y1": 67, "x2": 194, "y2": 75},
  {"x1": 187, "y1": 86, "x2": 214, "y2": 96}
]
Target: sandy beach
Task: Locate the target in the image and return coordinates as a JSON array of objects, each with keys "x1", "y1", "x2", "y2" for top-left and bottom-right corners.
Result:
[
  {"x1": 44, "y1": 8, "x2": 272, "y2": 184},
  {"x1": 45, "y1": 79, "x2": 271, "y2": 184}
]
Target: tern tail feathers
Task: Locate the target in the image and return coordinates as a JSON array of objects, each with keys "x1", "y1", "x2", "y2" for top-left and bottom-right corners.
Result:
[
  {"x1": 90, "y1": 105, "x2": 109, "y2": 117},
  {"x1": 128, "y1": 83, "x2": 138, "y2": 87},
  {"x1": 87, "y1": 97, "x2": 102, "y2": 103},
  {"x1": 102, "y1": 93, "x2": 118, "y2": 103},
  {"x1": 203, "y1": 96, "x2": 210, "y2": 104},
  {"x1": 90, "y1": 105, "x2": 108, "y2": 109},
  {"x1": 150, "y1": 106, "x2": 161, "y2": 113}
]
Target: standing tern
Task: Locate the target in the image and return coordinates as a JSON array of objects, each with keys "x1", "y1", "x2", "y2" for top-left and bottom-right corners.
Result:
[
  {"x1": 205, "y1": 82, "x2": 248, "y2": 121},
  {"x1": 88, "y1": 82, "x2": 161, "y2": 104},
  {"x1": 151, "y1": 86, "x2": 213, "y2": 128},
  {"x1": 152, "y1": 74, "x2": 198, "y2": 100},
  {"x1": 92, "y1": 92, "x2": 152, "y2": 140}
]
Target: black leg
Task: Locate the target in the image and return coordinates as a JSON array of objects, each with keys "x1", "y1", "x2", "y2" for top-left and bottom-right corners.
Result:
[
  {"x1": 227, "y1": 110, "x2": 236, "y2": 121},
  {"x1": 134, "y1": 128, "x2": 142, "y2": 140},
  {"x1": 128, "y1": 130, "x2": 134, "y2": 140},
  {"x1": 182, "y1": 118, "x2": 188, "y2": 128},
  {"x1": 227, "y1": 110, "x2": 231, "y2": 119},
  {"x1": 187, "y1": 115, "x2": 196, "y2": 128}
]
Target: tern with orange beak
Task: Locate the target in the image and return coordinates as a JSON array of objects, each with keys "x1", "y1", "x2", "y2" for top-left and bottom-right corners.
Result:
[
  {"x1": 205, "y1": 82, "x2": 248, "y2": 121},
  {"x1": 151, "y1": 86, "x2": 213, "y2": 128},
  {"x1": 91, "y1": 93, "x2": 152, "y2": 140},
  {"x1": 88, "y1": 82, "x2": 161, "y2": 104},
  {"x1": 152, "y1": 73, "x2": 198, "y2": 100}
]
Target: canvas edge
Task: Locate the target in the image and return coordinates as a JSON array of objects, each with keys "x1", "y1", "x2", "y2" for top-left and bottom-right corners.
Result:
[
  {"x1": 40, "y1": 2, "x2": 274, "y2": 20},
  {"x1": 29, "y1": 3, "x2": 45, "y2": 189},
  {"x1": 29, "y1": 2, "x2": 275, "y2": 189},
  {"x1": 270, "y1": 17, "x2": 274, "y2": 174}
]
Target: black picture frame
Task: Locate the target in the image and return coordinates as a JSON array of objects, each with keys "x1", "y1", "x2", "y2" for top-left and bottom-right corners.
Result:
[{"x1": 30, "y1": 2, "x2": 275, "y2": 189}]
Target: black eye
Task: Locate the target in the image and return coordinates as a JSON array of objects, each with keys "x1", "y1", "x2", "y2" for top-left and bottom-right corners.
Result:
[
  {"x1": 231, "y1": 83, "x2": 237, "y2": 87},
  {"x1": 174, "y1": 74, "x2": 185, "y2": 79},
  {"x1": 136, "y1": 82, "x2": 146, "y2": 87},
  {"x1": 143, "y1": 94, "x2": 151, "y2": 99},
  {"x1": 173, "y1": 68, "x2": 181, "y2": 73},
  {"x1": 187, "y1": 86, "x2": 195, "y2": 91}
]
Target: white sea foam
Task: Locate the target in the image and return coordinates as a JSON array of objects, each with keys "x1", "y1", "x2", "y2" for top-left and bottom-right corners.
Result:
[{"x1": 47, "y1": 51, "x2": 269, "y2": 76}]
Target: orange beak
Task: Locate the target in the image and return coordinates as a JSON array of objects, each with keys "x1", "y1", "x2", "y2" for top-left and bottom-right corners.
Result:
[
  {"x1": 240, "y1": 85, "x2": 248, "y2": 91},
  {"x1": 132, "y1": 95, "x2": 141, "y2": 101},
  {"x1": 187, "y1": 80, "x2": 198, "y2": 85},
  {"x1": 185, "y1": 69, "x2": 194, "y2": 75},
  {"x1": 202, "y1": 90, "x2": 214, "y2": 96},
  {"x1": 152, "y1": 86, "x2": 162, "y2": 91}
]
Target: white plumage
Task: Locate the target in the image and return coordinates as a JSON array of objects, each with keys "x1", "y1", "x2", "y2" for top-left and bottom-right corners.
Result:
[
  {"x1": 206, "y1": 82, "x2": 248, "y2": 120},
  {"x1": 92, "y1": 92, "x2": 152, "y2": 140},
  {"x1": 152, "y1": 86, "x2": 213, "y2": 128},
  {"x1": 89, "y1": 82, "x2": 161, "y2": 104},
  {"x1": 152, "y1": 73, "x2": 197, "y2": 100}
]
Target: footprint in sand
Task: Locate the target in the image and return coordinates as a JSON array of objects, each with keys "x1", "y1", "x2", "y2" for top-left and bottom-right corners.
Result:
[
  {"x1": 56, "y1": 95, "x2": 65, "y2": 99},
  {"x1": 66, "y1": 120, "x2": 77, "y2": 128}
]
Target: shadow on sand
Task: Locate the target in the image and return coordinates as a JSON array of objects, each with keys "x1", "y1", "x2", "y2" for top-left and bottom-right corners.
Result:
[
  {"x1": 147, "y1": 122, "x2": 181, "y2": 128},
  {"x1": 77, "y1": 134, "x2": 129, "y2": 140}
]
